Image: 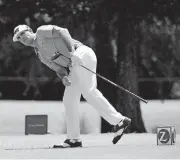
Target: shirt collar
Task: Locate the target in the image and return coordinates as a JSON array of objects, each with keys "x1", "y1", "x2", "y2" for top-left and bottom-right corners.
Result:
[
  {"x1": 33, "y1": 34, "x2": 37, "y2": 47},
  {"x1": 33, "y1": 35, "x2": 39, "y2": 55}
]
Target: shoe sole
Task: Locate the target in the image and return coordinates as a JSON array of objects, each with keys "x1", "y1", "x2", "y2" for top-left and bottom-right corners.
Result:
[
  {"x1": 53, "y1": 145, "x2": 82, "y2": 148},
  {"x1": 112, "y1": 119, "x2": 131, "y2": 144}
]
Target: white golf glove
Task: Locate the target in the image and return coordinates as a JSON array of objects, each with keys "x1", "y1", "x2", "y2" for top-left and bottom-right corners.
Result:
[
  {"x1": 71, "y1": 55, "x2": 83, "y2": 67},
  {"x1": 62, "y1": 76, "x2": 71, "y2": 87}
]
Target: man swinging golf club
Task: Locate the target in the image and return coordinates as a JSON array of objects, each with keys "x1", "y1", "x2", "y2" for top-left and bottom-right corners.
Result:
[{"x1": 13, "y1": 24, "x2": 131, "y2": 148}]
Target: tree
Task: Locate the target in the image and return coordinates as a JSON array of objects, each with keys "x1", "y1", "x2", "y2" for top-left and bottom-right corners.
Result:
[
  {"x1": 1, "y1": 0, "x2": 180, "y2": 132},
  {"x1": 116, "y1": 10, "x2": 146, "y2": 132},
  {"x1": 114, "y1": 0, "x2": 180, "y2": 132},
  {"x1": 0, "y1": 34, "x2": 61, "y2": 99}
]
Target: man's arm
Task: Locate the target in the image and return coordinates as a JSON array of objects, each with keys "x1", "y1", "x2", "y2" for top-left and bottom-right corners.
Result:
[
  {"x1": 50, "y1": 61, "x2": 68, "y2": 79},
  {"x1": 34, "y1": 48, "x2": 71, "y2": 86},
  {"x1": 34, "y1": 46, "x2": 67, "y2": 78},
  {"x1": 50, "y1": 62, "x2": 71, "y2": 86},
  {"x1": 37, "y1": 25, "x2": 74, "y2": 53},
  {"x1": 52, "y1": 26, "x2": 74, "y2": 53}
]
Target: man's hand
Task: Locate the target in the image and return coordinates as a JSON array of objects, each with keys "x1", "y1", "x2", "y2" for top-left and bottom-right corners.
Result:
[
  {"x1": 62, "y1": 76, "x2": 71, "y2": 86},
  {"x1": 71, "y1": 55, "x2": 83, "y2": 67}
]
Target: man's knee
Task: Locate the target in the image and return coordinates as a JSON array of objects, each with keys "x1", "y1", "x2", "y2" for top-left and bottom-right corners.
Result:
[{"x1": 82, "y1": 88, "x2": 103, "y2": 100}]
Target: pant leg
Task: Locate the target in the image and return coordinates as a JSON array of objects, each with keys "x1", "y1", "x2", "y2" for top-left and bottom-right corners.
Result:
[
  {"x1": 63, "y1": 68, "x2": 81, "y2": 139},
  {"x1": 72, "y1": 46, "x2": 124, "y2": 125}
]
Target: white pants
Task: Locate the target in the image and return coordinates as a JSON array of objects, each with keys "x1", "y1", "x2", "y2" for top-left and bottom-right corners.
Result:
[{"x1": 63, "y1": 45, "x2": 124, "y2": 139}]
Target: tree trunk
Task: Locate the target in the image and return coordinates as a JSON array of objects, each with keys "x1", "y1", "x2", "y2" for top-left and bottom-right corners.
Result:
[{"x1": 116, "y1": 14, "x2": 146, "y2": 133}]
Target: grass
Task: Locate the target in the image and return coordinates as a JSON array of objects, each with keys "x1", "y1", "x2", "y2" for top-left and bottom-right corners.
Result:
[
  {"x1": 0, "y1": 100, "x2": 180, "y2": 159},
  {"x1": 0, "y1": 133, "x2": 179, "y2": 159}
]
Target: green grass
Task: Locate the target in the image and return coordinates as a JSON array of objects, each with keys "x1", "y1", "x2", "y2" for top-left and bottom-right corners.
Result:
[{"x1": 0, "y1": 133, "x2": 179, "y2": 159}]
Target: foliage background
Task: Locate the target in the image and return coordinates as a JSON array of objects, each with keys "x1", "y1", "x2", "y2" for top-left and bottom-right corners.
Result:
[{"x1": 1, "y1": 0, "x2": 180, "y2": 132}]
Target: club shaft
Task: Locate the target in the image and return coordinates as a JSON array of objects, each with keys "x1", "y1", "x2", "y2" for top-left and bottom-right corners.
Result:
[{"x1": 81, "y1": 65, "x2": 148, "y2": 104}]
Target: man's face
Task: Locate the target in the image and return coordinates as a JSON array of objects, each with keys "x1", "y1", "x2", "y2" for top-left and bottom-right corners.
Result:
[{"x1": 17, "y1": 30, "x2": 34, "y2": 46}]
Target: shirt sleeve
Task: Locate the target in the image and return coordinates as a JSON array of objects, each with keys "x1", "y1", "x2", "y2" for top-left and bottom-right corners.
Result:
[
  {"x1": 37, "y1": 25, "x2": 74, "y2": 52},
  {"x1": 52, "y1": 26, "x2": 74, "y2": 52},
  {"x1": 36, "y1": 25, "x2": 54, "y2": 38}
]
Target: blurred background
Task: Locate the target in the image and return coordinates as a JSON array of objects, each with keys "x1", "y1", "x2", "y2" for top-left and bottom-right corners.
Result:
[{"x1": 0, "y1": 0, "x2": 180, "y2": 135}]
